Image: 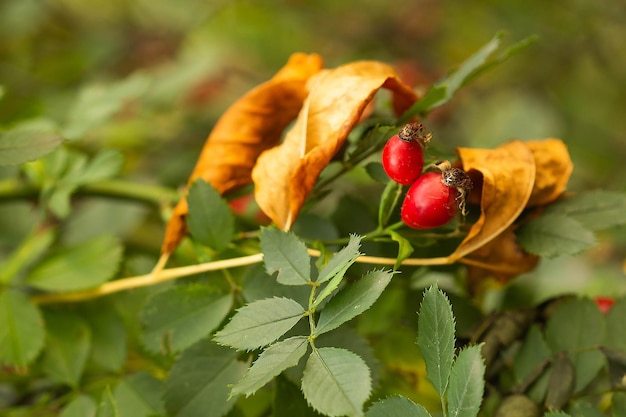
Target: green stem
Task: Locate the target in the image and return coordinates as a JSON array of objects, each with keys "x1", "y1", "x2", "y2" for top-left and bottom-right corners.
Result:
[
  {"x1": 307, "y1": 284, "x2": 319, "y2": 346},
  {"x1": 0, "y1": 178, "x2": 180, "y2": 207}
]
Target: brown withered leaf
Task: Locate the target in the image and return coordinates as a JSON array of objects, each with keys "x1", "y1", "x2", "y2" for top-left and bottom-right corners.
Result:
[
  {"x1": 449, "y1": 140, "x2": 536, "y2": 261},
  {"x1": 463, "y1": 225, "x2": 540, "y2": 285},
  {"x1": 252, "y1": 61, "x2": 418, "y2": 230},
  {"x1": 161, "y1": 53, "x2": 323, "y2": 254},
  {"x1": 525, "y1": 138, "x2": 573, "y2": 207}
]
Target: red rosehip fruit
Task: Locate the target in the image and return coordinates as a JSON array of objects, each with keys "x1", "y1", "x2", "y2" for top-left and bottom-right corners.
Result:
[
  {"x1": 401, "y1": 171, "x2": 458, "y2": 229},
  {"x1": 594, "y1": 296, "x2": 615, "y2": 314},
  {"x1": 382, "y1": 134, "x2": 425, "y2": 185}
]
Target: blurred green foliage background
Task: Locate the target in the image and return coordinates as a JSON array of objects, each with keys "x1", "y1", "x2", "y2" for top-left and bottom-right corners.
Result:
[{"x1": 1, "y1": 0, "x2": 625, "y2": 301}]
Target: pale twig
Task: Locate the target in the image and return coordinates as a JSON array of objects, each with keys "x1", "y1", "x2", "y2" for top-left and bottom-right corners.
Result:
[{"x1": 32, "y1": 249, "x2": 459, "y2": 305}]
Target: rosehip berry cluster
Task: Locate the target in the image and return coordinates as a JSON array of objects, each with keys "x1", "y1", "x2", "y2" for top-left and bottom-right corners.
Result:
[{"x1": 382, "y1": 123, "x2": 473, "y2": 230}]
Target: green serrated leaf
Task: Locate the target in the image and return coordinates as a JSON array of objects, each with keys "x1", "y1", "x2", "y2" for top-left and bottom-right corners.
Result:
[
  {"x1": 63, "y1": 73, "x2": 150, "y2": 141},
  {"x1": 260, "y1": 227, "x2": 311, "y2": 285},
  {"x1": 612, "y1": 392, "x2": 626, "y2": 417},
  {"x1": 378, "y1": 181, "x2": 403, "y2": 228},
  {"x1": 544, "y1": 190, "x2": 626, "y2": 231},
  {"x1": 0, "y1": 289, "x2": 45, "y2": 367},
  {"x1": 316, "y1": 234, "x2": 362, "y2": 285},
  {"x1": 400, "y1": 33, "x2": 503, "y2": 120},
  {"x1": 545, "y1": 353, "x2": 575, "y2": 410},
  {"x1": 25, "y1": 235, "x2": 122, "y2": 292},
  {"x1": 241, "y1": 264, "x2": 310, "y2": 307},
  {"x1": 447, "y1": 345, "x2": 485, "y2": 417},
  {"x1": 41, "y1": 310, "x2": 91, "y2": 387},
  {"x1": 214, "y1": 297, "x2": 306, "y2": 351},
  {"x1": 545, "y1": 298, "x2": 606, "y2": 392},
  {"x1": 365, "y1": 162, "x2": 390, "y2": 184},
  {"x1": 186, "y1": 180, "x2": 234, "y2": 252},
  {"x1": 316, "y1": 326, "x2": 381, "y2": 388},
  {"x1": 315, "y1": 270, "x2": 393, "y2": 335},
  {"x1": 389, "y1": 231, "x2": 413, "y2": 270},
  {"x1": 0, "y1": 226, "x2": 56, "y2": 284},
  {"x1": 301, "y1": 347, "x2": 371, "y2": 417},
  {"x1": 312, "y1": 236, "x2": 363, "y2": 310},
  {"x1": 569, "y1": 401, "x2": 606, "y2": 417},
  {"x1": 113, "y1": 372, "x2": 165, "y2": 417},
  {"x1": 517, "y1": 214, "x2": 595, "y2": 258},
  {"x1": 78, "y1": 149, "x2": 124, "y2": 183},
  {"x1": 230, "y1": 336, "x2": 308, "y2": 398},
  {"x1": 85, "y1": 303, "x2": 126, "y2": 372},
  {"x1": 0, "y1": 125, "x2": 63, "y2": 165},
  {"x1": 366, "y1": 396, "x2": 432, "y2": 417},
  {"x1": 163, "y1": 340, "x2": 247, "y2": 417},
  {"x1": 141, "y1": 285, "x2": 233, "y2": 354},
  {"x1": 60, "y1": 394, "x2": 97, "y2": 417},
  {"x1": 513, "y1": 325, "x2": 552, "y2": 402},
  {"x1": 96, "y1": 387, "x2": 119, "y2": 417},
  {"x1": 417, "y1": 285, "x2": 456, "y2": 398}
]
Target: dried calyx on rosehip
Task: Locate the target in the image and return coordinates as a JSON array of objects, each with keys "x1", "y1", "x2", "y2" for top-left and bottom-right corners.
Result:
[
  {"x1": 381, "y1": 122, "x2": 431, "y2": 185},
  {"x1": 400, "y1": 161, "x2": 473, "y2": 230}
]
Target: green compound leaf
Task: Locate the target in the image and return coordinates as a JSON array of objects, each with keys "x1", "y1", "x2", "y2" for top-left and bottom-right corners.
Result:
[
  {"x1": 446, "y1": 345, "x2": 485, "y2": 417},
  {"x1": 0, "y1": 289, "x2": 45, "y2": 367},
  {"x1": 41, "y1": 311, "x2": 91, "y2": 387},
  {"x1": 260, "y1": 227, "x2": 311, "y2": 285},
  {"x1": 366, "y1": 396, "x2": 432, "y2": 417},
  {"x1": 230, "y1": 336, "x2": 308, "y2": 398},
  {"x1": 113, "y1": 372, "x2": 165, "y2": 417},
  {"x1": 315, "y1": 269, "x2": 393, "y2": 335},
  {"x1": 164, "y1": 340, "x2": 247, "y2": 417},
  {"x1": 60, "y1": 394, "x2": 97, "y2": 417},
  {"x1": 417, "y1": 285, "x2": 456, "y2": 398},
  {"x1": 517, "y1": 213, "x2": 595, "y2": 258},
  {"x1": 96, "y1": 387, "x2": 119, "y2": 417},
  {"x1": 301, "y1": 347, "x2": 371, "y2": 417},
  {"x1": 186, "y1": 179, "x2": 234, "y2": 252},
  {"x1": 214, "y1": 297, "x2": 306, "y2": 351},
  {"x1": 544, "y1": 190, "x2": 626, "y2": 231},
  {"x1": 25, "y1": 234, "x2": 123, "y2": 292},
  {"x1": 0, "y1": 123, "x2": 63, "y2": 166},
  {"x1": 545, "y1": 298, "x2": 606, "y2": 392},
  {"x1": 141, "y1": 285, "x2": 233, "y2": 354}
]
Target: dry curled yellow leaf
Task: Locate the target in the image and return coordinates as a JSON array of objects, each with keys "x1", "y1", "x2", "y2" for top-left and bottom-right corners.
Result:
[
  {"x1": 525, "y1": 138, "x2": 573, "y2": 207},
  {"x1": 252, "y1": 60, "x2": 418, "y2": 230},
  {"x1": 161, "y1": 53, "x2": 323, "y2": 254},
  {"x1": 449, "y1": 140, "x2": 536, "y2": 261}
]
